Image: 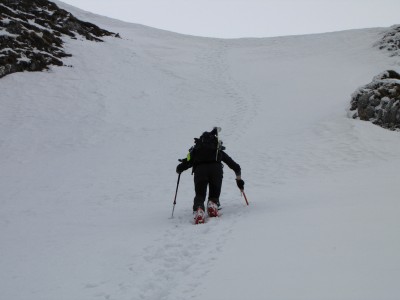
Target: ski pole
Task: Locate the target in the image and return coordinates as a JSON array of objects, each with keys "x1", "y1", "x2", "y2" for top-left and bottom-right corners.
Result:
[
  {"x1": 213, "y1": 127, "x2": 222, "y2": 161},
  {"x1": 241, "y1": 190, "x2": 249, "y2": 206},
  {"x1": 171, "y1": 173, "x2": 181, "y2": 218}
]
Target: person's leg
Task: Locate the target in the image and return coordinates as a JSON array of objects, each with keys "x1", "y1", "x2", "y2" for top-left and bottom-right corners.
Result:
[
  {"x1": 193, "y1": 165, "x2": 208, "y2": 211},
  {"x1": 208, "y1": 163, "x2": 223, "y2": 207}
]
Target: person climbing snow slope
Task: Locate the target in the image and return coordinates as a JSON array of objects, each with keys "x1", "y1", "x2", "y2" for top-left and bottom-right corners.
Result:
[{"x1": 176, "y1": 127, "x2": 245, "y2": 224}]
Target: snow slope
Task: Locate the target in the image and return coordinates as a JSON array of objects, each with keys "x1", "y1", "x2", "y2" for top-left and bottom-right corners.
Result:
[{"x1": 1, "y1": 2, "x2": 400, "y2": 300}]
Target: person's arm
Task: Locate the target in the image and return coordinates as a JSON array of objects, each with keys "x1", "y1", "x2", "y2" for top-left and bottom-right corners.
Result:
[
  {"x1": 221, "y1": 151, "x2": 244, "y2": 190},
  {"x1": 176, "y1": 148, "x2": 195, "y2": 173},
  {"x1": 221, "y1": 151, "x2": 241, "y2": 176}
]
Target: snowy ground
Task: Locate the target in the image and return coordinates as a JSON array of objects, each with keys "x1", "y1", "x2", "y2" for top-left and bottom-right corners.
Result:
[{"x1": 1, "y1": 2, "x2": 400, "y2": 300}]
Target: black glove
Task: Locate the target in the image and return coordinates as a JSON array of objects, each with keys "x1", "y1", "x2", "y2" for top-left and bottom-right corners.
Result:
[
  {"x1": 176, "y1": 163, "x2": 185, "y2": 174},
  {"x1": 236, "y1": 179, "x2": 245, "y2": 190}
]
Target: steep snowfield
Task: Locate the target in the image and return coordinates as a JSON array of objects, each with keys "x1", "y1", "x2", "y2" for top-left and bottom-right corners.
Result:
[{"x1": 1, "y1": 2, "x2": 400, "y2": 300}]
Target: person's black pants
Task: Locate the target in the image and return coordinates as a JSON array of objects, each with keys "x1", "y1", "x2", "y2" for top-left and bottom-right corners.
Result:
[{"x1": 193, "y1": 162, "x2": 223, "y2": 211}]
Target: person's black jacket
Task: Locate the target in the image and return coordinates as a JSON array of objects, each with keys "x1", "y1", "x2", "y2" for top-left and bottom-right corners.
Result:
[{"x1": 177, "y1": 149, "x2": 241, "y2": 176}]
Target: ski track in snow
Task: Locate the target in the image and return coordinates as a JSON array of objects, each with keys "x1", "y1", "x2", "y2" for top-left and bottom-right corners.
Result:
[
  {"x1": 73, "y1": 37, "x2": 256, "y2": 300},
  {"x1": 123, "y1": 41, "x2": 255, "y2": 300},
  {"x1": 195, "y1": 40, "x2": 260, "y2": 141},
  {"x1": 129, "y1": 203, "x2": 249, "y2": 300}
]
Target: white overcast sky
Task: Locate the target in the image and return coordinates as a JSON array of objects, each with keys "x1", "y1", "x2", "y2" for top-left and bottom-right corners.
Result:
[{"x1": 60, "y1": 0, "x2": 400, "y2": 38}]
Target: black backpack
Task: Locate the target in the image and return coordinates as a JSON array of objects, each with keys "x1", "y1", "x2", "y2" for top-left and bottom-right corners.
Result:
[{"x1": 192, "y1": 131, "x2": 225, "y2": 163}]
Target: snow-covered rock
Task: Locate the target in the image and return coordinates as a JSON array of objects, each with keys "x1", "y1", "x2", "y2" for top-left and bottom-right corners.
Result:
[
  {"x1": 375, "y1": 24, "x2": 400, "y2": 56},
  {"x1": 0, "y1": 0, "x2": 118, "y2": 78},
  {"x1": 350, "y1": 70, "x2": 400, "y2": 130}
]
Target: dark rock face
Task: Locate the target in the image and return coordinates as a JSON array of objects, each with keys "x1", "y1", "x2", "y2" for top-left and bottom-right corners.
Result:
[
  {"x1": 375, "y1": 25, "x2": 400, "y2": 57},
  {"x1": 0, "y1": 0, "x2": 119, "y2": 78},
  {"x1": 350, "y1": 70, "x2": 400, "y2": 130}
]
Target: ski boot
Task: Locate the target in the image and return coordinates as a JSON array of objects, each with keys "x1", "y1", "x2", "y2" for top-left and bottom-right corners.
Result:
[
  {"x1": 194, "y1": 207, "x2": 206, "y2": 224},
  {"x1": 207, "y1": 201, "x2": 219, "y2": 218}
]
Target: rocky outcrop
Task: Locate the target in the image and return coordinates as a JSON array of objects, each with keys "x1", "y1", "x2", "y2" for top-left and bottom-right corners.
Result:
[
  {"x1": 375, "y1": 24, "x2": 400, "y2": 57},
  {"x1": 350, "y1": 70, "x2": 400, "y2": 130},
  {"x1": 350, "y1": 26, "x2": 400, "y2": 130},
  {"x1": 0, "y1": 0, "x2": 119, "y2": 78}
]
